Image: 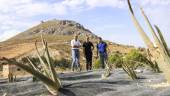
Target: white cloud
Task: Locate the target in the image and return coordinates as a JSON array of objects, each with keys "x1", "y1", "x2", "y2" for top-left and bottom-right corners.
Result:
[
  {"x1": 61, "y1": 0, "x2": 126, "y2": 9},
  {"x1": 140, "y1": 0, "x2": 170, "y2": 7},
  {"x1": 62, "y1": 0, "x2": 85, "y2": 9},
  {"x1": 85, "y1": 0, "x2": 126, "y2": 9},
  {"x1": 52, "y1": 3, "x2": 68, "y2": 15}
]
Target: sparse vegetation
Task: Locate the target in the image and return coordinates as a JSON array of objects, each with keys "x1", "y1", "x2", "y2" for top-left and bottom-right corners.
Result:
[
  {"x1": 106, "y1": 49, "x2": 161, "y2": 80},
  {"x1": 108, "y1": 53, "x2": 123, "y2": 68},
  {"x1": 123, "y1": 49, "x2": 145, "y2": 69},
  {"x1": 93, "y1": 59, "x2": 101, "y2": 69},
  {"x1": 54, "y1": 58, "x2": 71, "y2": 70},
  {"x1": 124, "y1": 49, "x2": 160, "y2": 72}
]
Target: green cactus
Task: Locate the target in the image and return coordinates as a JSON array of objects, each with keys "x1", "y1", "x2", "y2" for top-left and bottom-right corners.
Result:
[
  {"x1": 127, "y1": 0, "x2": 170, "y2": 83},
  {"x1": 0, "y1": 35, "x2": 61, "y2": 95}
]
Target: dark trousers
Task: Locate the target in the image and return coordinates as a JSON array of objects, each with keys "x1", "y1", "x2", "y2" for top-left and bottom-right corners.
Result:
[
  {"x1": 99, "y1": 52, "x2": 108, "y2": 69},
  {"x1": 85, "y1": 53, "x2": 92, "y2": 71}
]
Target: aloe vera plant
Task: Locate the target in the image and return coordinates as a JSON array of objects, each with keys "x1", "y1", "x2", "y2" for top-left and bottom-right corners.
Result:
[
  {"x1": 122, "y1": 55, "x2": 138, "y2": 80},
  {"x1": 122, "y1": 62, "x2": 138, "y2": 80},
  {"x1": 127, "y1": 0, "x2": 170, "y2": 83},
  {"x1": 0, "y1": 36, "x2": 61, "y2": 95}
]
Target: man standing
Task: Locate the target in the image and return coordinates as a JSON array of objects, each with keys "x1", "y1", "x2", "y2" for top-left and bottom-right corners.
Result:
[
  {"x1": 96, "y1": 37, "x2": 108, "y2": 69},
  {"x1": 71, "y1": 35, "x2": 81, "y2": 72},
  {"x1": 83, "y1": 37, "x2": 94, "y2": 71}
]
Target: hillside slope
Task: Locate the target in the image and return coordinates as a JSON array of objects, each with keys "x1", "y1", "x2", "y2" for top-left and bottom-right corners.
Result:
[{"x1": 0, "y1": 19, "x2": 135, "y2": 60}]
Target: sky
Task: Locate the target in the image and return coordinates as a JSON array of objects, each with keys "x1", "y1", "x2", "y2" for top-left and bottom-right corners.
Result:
[{"x1": 0, "y1": 0, "x2": 169, "y2": 47}]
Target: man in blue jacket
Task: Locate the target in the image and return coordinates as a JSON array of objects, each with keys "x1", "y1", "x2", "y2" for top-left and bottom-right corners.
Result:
[{"x1": 96, "y1": 37, "x2": 108, "y2": 69}]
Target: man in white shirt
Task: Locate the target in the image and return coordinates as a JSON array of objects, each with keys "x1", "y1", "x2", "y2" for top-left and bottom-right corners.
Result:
[{"x1": 71, "y1": 35, "x2": 81, "y2": 72}]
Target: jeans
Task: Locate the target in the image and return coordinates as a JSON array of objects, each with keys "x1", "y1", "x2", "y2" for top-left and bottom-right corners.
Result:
[
  {"x1": 99, "y1": 52, "x2": 108, "y2": 69},
  {"x1": 71, "y1": 49, "x2": 80, "y2": 71}
]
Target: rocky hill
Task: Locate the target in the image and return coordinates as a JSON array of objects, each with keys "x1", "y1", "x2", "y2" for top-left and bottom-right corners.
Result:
[
  {"x1": 0, "y1": 19, "x2": 135, "y2": 61},
  {"x1": 9, "y1": 19, "x2": 97, "y2": 41}
]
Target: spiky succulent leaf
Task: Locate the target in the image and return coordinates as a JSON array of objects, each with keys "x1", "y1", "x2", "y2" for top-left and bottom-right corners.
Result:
[
  {"x1": 43, "y1": 38, "x2": 62, "y2": 86},
  {"x1": 140, "y1": 7, "x2": 162, "y2": 47},
  {"x1": 154, "y1": 25, "x2": 170, "y2": 56},
  {"x1": 127, "y1": 0, "x2": 154, "y2": 48}
]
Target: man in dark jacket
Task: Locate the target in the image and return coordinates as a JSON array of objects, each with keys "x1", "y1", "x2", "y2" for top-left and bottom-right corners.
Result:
[{"x1": 83, "y1": 37, "x2": 94, "y2": 71}]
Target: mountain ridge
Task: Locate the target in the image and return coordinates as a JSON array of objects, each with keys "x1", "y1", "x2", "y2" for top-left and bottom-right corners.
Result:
[{"x1": 9, "y1": 19, "x2": 97, "y2": 41}]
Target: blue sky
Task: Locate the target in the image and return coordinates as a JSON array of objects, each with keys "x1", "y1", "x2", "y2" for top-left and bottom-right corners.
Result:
[{"x1": 0, "y1": 0, "x2": 170, "y2": 47}]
